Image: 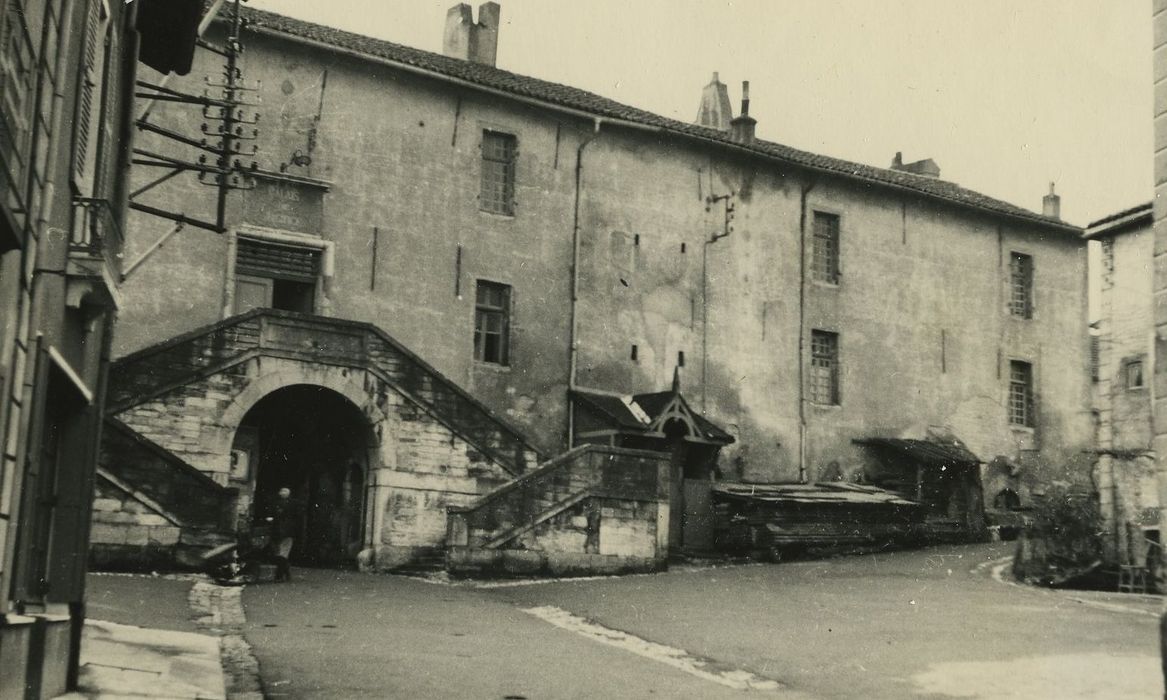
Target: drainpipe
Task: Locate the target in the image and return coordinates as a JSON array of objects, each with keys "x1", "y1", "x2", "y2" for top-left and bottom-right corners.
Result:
[
  {"x1": 701, "y1": 185, "x2": 733, "y2": 411},
  {"x1": 797, "y1": 176, "x2": 817, "y2": 483},
  {"x1": 566, "y1": 118, "x2": 603, "y2": 448}
]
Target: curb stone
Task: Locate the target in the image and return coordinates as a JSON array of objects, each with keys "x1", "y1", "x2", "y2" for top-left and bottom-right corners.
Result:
[{"x1": 190, "y1": 581, "x2": 265, "y2": 699}]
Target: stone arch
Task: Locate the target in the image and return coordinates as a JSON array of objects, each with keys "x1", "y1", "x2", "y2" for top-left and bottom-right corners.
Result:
[
  {"x1": 217, "y1": 365, "x2": 391, "y2": 563},
  {"x1": 212, "y1": 363, "x2": 389, "y2": 465}
]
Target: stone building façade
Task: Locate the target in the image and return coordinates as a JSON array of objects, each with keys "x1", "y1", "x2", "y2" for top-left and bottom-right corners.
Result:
[
  {"x1": 1084, "y1": 204, "x2": 1157, "y2": 566},
  {"x1": 97, "y1": 4, "x2": 1093, "y2": 572},
  {"x1": 0, "y1": 0, "x2": 199, "y2": 696}
]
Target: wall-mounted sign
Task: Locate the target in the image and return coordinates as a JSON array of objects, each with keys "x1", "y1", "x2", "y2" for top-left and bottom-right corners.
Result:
[{"x1": 242, "y1": 172, "x2": 328, "y2": 235}]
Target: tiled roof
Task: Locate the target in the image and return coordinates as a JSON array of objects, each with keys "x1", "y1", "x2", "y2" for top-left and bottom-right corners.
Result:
[
  {"x1": 571, "y1": 388, "x2": 734, "y2": 444},
  {"x1": 237, "y1": 6, "x2": 1079, "y2": 235},
  {"x1": 1083, "y1": 202, "x2": 1152, "y2": 239}
]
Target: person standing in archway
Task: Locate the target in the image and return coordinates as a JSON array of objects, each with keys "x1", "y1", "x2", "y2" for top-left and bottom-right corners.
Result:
[{"x1": 266, "y1": 487, "x2": 300, "y2": 582}]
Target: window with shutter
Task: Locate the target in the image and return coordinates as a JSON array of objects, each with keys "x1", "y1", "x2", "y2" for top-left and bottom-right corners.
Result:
[
  {"x1": 95, "y1": 9, "x2": 119, "y2": 199},
  {"x1": 233, "y1": 237, "x2": 323, "y2": 314},
  {"x1": 0, "y1": 0, "x2": 37, "y2": 213},
  {"x1": 72, "y1": 0, "x2": 108, "y2": 195}
]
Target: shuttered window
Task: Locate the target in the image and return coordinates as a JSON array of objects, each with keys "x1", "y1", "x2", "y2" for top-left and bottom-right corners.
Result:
[
  {"x1": 95, "y1": 7, "x2": 119, "y2": 199},
  {"x1": 233, "y1": 237, "x2": 322, "y2": 315},
  {"x1": 72, "y1": 0, "x2": 108, "y2": 193},
  {"x1": 236, "y1": 237, "x2": 321, "y2": 282}
]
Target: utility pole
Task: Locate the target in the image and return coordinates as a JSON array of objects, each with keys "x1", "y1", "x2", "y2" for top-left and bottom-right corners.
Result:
[{"x1": 130, "y1": 0, "x2": 258, "y2": 235}]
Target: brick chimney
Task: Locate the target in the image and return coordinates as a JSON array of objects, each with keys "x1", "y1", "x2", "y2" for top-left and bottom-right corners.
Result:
[
  {"x1": 443, "y1": 3, "x2": 500, "y2": 66},
  {"x1": 695, "y1": 72, "x2": 733, "y2": 131},
  {"x1": 1042, "y1": 182, "x2": 1061, "y2": 219},
  {"x1": 729, "y1": 81, "x2": 756, "y2": 143}
]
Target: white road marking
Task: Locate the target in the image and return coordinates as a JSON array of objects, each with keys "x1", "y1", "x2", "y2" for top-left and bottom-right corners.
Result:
[{"x1": 522, "y1": 605, "x2": 781, "y2": 692}]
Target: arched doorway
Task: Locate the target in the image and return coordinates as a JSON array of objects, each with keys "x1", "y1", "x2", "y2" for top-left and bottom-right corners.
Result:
[{"x1": 231, "y1": 385, "x2": 373, "y2": 567}]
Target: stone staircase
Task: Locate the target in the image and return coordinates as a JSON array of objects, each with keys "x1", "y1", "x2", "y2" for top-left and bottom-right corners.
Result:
[
  {"x1": 446, "y1": 445, "x2": 670, "y2": 576},
  {"x1": 108, "y1": 309, "x2": 543, "y2": 475},
  {"x1": 91, "y1": 418, "x2": 238, "y2": 569}
]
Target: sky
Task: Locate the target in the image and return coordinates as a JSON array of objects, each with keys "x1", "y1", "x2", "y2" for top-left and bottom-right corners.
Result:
[{"x1": 246, "y1": 0, "x2": 1151, "y2": 228}]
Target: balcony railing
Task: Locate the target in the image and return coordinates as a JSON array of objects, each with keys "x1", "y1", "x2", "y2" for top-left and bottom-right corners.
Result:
[{"x1": 72, "y1": 197, "x2": 125, "y2": 277}]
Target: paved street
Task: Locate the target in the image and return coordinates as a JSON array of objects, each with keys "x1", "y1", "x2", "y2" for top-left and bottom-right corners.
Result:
[
  {"x1": 84, "y1": 543, "x2": 1162, "y2": 699},
  {"x1": 237, "y1": 543, "x2": 1160, "y2": 699}
]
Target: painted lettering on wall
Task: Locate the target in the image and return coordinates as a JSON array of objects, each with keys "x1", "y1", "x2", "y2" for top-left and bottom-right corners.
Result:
[{"x1": 243, "y1": 176, "x2": 324, "y2": 235}]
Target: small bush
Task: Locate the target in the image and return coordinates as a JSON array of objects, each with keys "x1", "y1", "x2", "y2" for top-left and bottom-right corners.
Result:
[{"x1": 1013, "y1": 486, "x2": 1104, "y2": 586}]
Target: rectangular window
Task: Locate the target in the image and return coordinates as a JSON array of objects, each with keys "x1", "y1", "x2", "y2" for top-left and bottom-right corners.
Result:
[
  {"x1": 810, "y1": 330, "x2": 839, "y2": 405},
  {"x1": 474, "y1": 280, "x2": 510, "y2": 365},
  {"x1": 1009, "y1": 252, "x2": 1033, "y2": 318},
  {"x1": 480, "y1": 130, "x2": 516, "y2": 215},
  {"x1": 811, "y1": 211, "x2": 840, "y2": 284},
  {"x1": 233, "y1": 237, "x2": 321, "y2": 314},
  {"x1": 1126, "y1": 359, "x2": 1145, "y2": 390},
  {"x1": 1008, "y1": 360, "x2": 1034, "y2": 427}
]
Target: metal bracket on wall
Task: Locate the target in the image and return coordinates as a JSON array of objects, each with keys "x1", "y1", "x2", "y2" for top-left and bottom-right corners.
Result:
[
  {"x1": 129, "y1": 0, "x2": 259, "y2": 236},
  {"x1": 120, "y1": 220, "x2": 185, "y2": 282}
]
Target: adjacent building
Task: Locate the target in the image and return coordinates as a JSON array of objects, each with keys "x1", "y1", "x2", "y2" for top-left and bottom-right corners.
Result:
[
  {"x1": 1085, "y1": 204, "x2": 1157, "y2": 566},
  {"x1": 0, "y1": 0, "x2": 197, "y2": 696},
  {"x1": 96, "y1": 4, "x2": 1093, "y2": 572}
]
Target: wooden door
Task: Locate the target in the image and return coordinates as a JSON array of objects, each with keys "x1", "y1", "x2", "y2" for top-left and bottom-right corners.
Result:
[{"x1": 682, "y1": 479, "x2": 714, "y2": 553}]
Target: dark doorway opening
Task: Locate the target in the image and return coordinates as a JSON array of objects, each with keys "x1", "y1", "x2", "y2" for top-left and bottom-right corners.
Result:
[{"x1": 233, "y1": 385, "x2": 371, "y2": 567}]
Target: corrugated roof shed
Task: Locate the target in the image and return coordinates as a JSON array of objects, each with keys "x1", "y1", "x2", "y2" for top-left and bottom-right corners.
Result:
[
  {"x1": 234, "y1": 6, "x2": 1081, "y2": 236},
  {"x1": 712, "y1": 482, "x2": 919, "y2": 507},
  {"x1": 854, "y1": 438, "x2": 980, "y2": 467}
]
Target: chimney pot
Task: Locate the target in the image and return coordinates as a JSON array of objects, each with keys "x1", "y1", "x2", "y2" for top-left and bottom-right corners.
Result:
[
  {"x1": 729, "y1": 80, "x2": 756, "y2": 143},
  {"x1": 475, "y1": 2, "x2": 500, "y2": 66}
]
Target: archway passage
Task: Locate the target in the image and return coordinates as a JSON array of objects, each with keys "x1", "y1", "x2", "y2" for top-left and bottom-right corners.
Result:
[{"x1": 233, "y1": 385, "x2": 372, "y2": 567}]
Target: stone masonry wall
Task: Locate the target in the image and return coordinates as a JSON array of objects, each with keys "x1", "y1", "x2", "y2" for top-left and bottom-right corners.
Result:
[
  {"x1": 89, "y1": 477, "x2": 183, "y2": 570},
  {"x1": 1095, "y1": 224, "x2": 1158, "y2": 562},
  {"x1": 114, "y1": 21, "x2": 1092, "y2": 493},
  {"x1": 111, "y1": 351, "x2": 516, "y2": 569}
]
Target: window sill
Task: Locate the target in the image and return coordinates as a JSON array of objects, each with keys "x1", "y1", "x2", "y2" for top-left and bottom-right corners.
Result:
[
  {"x1": 809, "y1": 401, "x2": 842, "y2": 410},
  {"x1": 473, "y1": 360, "x2": 512, "y2": 373},
  {"x1": 478, "y1": 208, "x2": 516, "y2": 220},
  {"x1": 811, "y1": 279, "x2": 840, "y2": 289},
  {"x1": 1009, "y1": 424, "x2": 1035, "y2": 434}
]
